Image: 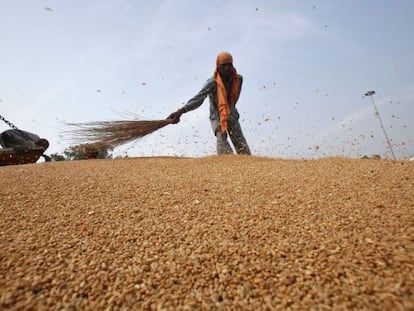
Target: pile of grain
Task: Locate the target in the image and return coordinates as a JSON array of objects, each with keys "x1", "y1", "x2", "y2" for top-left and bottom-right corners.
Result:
[{"x1": 1, "y1": 156, "x2": 413, "y2": 310}]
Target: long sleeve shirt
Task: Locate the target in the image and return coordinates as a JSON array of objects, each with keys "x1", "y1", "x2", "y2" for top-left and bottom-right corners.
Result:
[{"x1": 183, "y1": 74, "x2": 243, "y2": 121}]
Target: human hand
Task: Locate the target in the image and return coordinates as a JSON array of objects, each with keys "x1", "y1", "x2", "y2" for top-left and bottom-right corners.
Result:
[{"x1": 167, "y1": 108, "x2": 185, "y2": 124}]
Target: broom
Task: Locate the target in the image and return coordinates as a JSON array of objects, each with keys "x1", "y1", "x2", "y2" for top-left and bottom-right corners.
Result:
[{"x1": 65, "y1": 117, "x2": 175, "y2": 150}]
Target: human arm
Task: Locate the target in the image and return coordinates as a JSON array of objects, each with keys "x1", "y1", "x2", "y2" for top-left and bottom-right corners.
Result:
[
  {"x1": 166, "y1": 107, "x2": 187, "y2": 124},
  {"x1": 166, "y1": 78, "x2": 215, "y2": 124}
]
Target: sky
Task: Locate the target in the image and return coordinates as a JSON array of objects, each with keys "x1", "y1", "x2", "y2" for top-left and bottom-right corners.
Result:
[{"x1": 1, "y1": 0, "x2": 413, "y2": 160}]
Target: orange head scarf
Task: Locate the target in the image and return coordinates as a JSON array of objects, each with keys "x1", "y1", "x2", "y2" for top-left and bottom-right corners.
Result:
[{"x1": 214, "y1": 52, "x2": 240, "y2": 133}]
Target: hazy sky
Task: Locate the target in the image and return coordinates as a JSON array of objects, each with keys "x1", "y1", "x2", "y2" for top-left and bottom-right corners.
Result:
[{"x1": 1, "y1": 0, "x2": 413, "y2": 159}]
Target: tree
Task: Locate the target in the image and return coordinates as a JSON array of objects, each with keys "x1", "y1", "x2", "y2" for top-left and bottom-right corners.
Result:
[
  {"x1": 49, "y1": 144, "x2": 113, "y2": 161},
  {"x1": 49, "y1": 153, "x2": 66, "y2": 161}
]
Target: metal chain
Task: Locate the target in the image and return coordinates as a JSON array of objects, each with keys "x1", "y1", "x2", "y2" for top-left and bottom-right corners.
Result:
[
  {"x1": 0, "y1": 114, "x2": 36, "y2": 142},
  {"x1": 0, "y1": 114, "x2": 20, "y2": 131}
]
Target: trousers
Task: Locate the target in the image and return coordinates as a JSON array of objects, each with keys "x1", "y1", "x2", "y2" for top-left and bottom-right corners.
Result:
[{"x1": 211, "y1": 119, "x2": 251, "y2": 155}]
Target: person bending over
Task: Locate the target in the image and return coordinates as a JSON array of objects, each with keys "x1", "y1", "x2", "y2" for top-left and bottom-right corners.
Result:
[{"x1": 167, "y1": 51, "x2": 251, "y2": 155}]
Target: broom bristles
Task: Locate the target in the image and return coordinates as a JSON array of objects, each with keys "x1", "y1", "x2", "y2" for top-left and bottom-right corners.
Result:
[{"x1": 66, "y1": 119, "x2": 173, "y2": 149}]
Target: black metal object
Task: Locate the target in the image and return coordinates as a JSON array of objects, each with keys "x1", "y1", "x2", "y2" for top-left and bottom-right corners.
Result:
[
  {"x1": 0, "y1": 114, "x2": 49, "y2": 166},
  {"x1": 0, "y1": 147, "x2": 45, "y2": 166},
  {"x1": 0, "y1": 114, "x2": 35, "y2": 143}
]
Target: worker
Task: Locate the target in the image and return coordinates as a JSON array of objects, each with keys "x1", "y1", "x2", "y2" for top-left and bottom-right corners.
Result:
[{"x1": 167, "y1": 51, "x2": 251, "y2": 155}]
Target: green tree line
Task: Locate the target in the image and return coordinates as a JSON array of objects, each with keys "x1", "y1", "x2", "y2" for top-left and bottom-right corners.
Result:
[{"x1": 48, "y1": 145, "x2": 112, "y2": 161}]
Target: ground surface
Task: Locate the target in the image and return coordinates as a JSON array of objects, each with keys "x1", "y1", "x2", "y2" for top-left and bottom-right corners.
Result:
[{"x1": 0, "y1": 156, "x2": 413, "y2": 310}]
